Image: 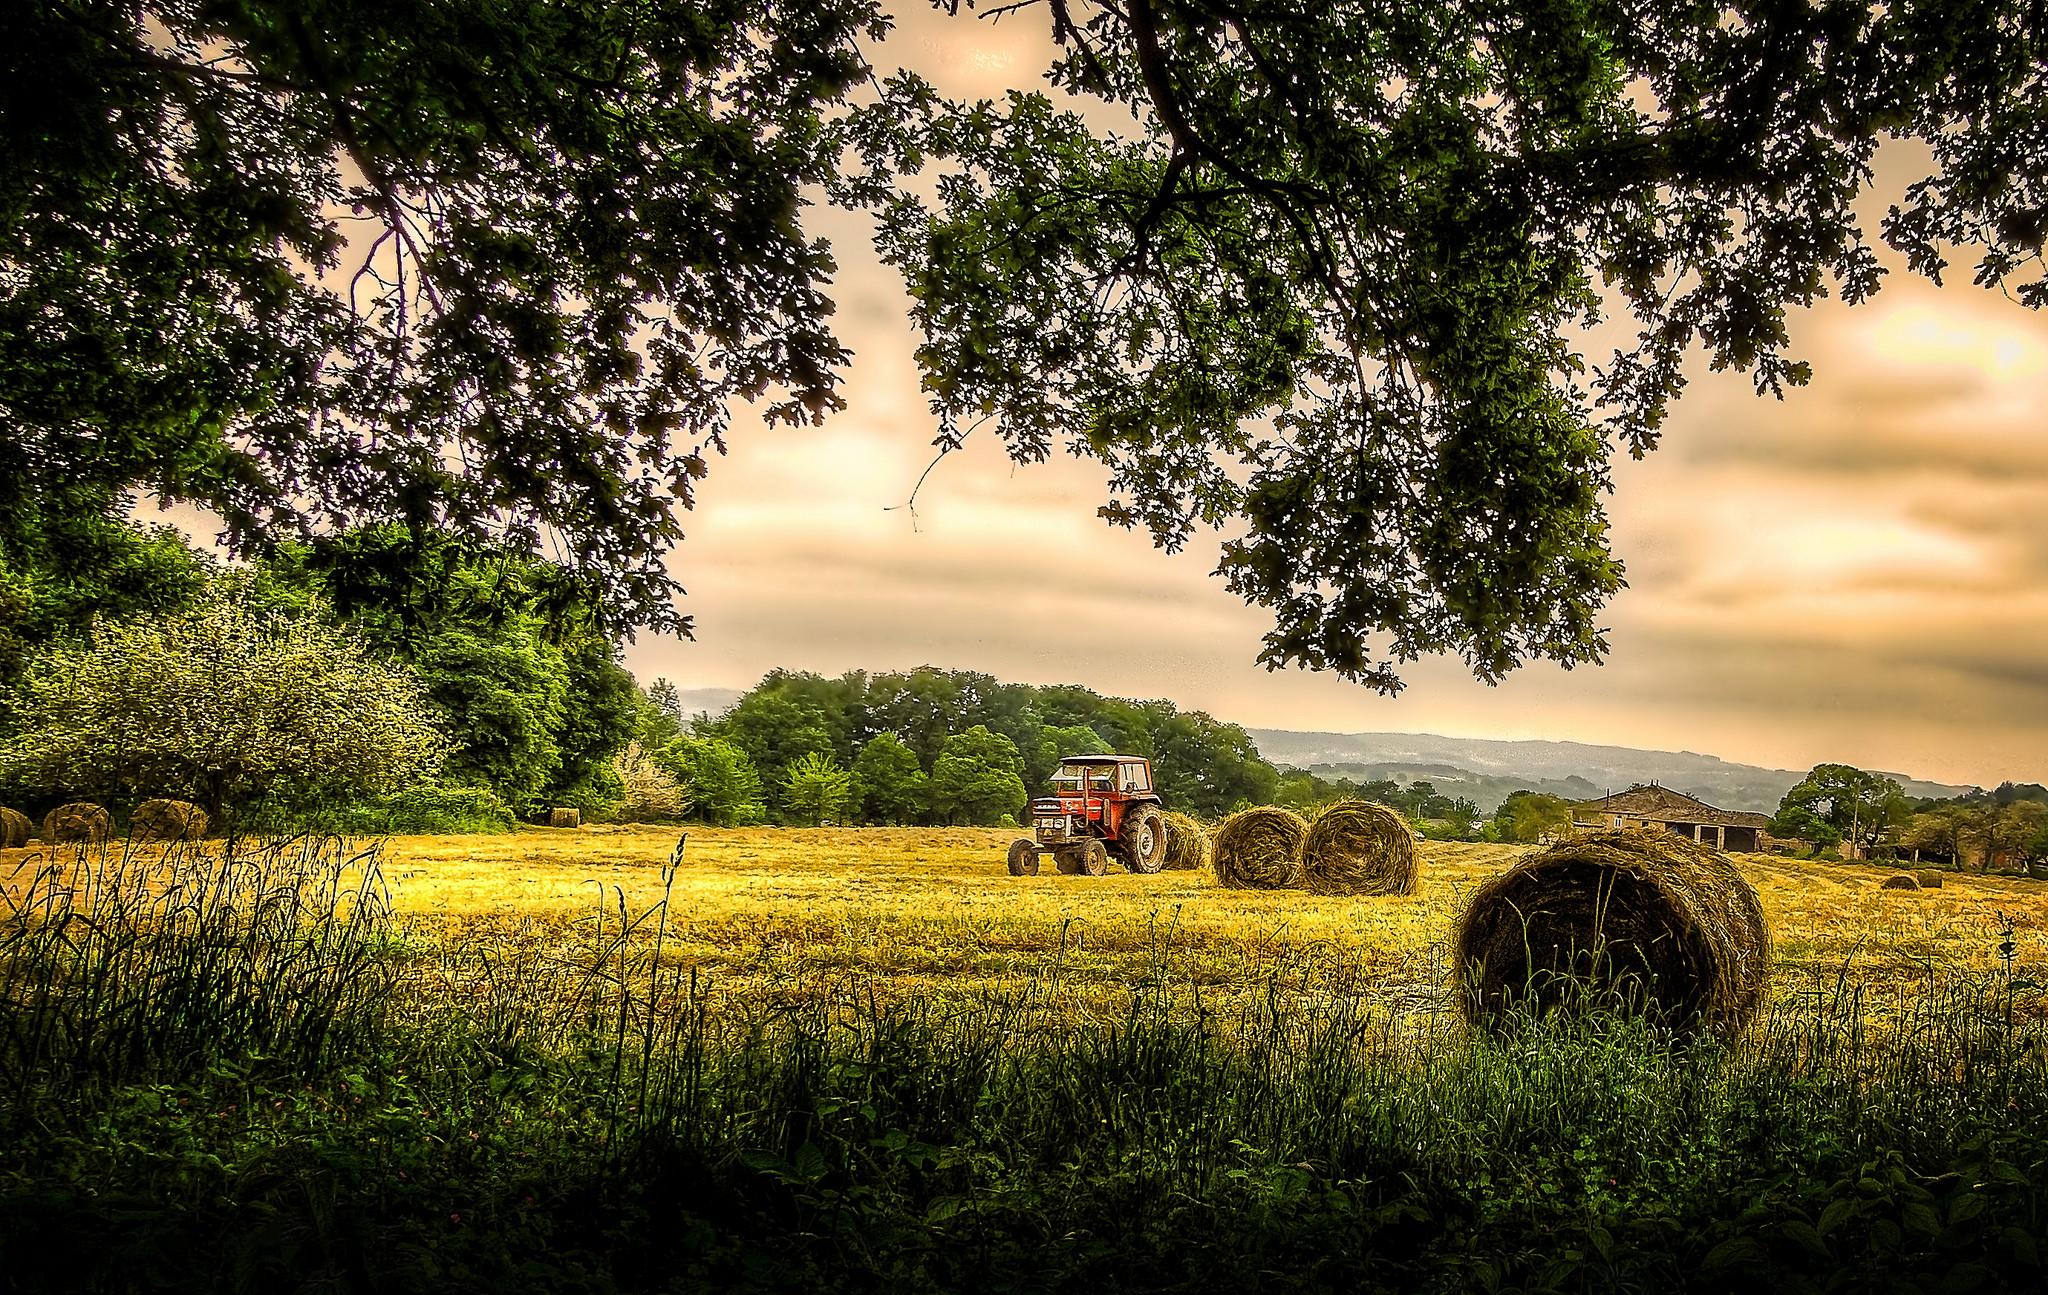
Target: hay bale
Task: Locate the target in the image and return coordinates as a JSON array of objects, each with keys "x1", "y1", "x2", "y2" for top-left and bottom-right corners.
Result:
[
  {"x1": 1453, "y1": 828, "x2": 1770, "y2": 1040},
  {"x1": 1914, "y1": 869, "x2": 1945, "y2": 889},
  {"x1": 1160, "y1": 811, "x2": 1209, "y2": 871},
  {"x1": 130, "y1": 798, "x2": 208, "y2": 842},
  {"x1": 43, "y1": 802, "x2": 111, "y2": 845},
  {"x1": 1302, "y1": 800, "x2": 1417, "y2": 896},
  {"x1": 550, "y1": 807, "x2": 581, "y2": 829},
  {"x1": 0, "y1": 807, "x2": 30, "y2": 849},
  {"x1": 1210, "y1": 806, "x2": 1308, "y2": 890},
  {"x1": 1880, "y1": 872, "x2": 1921, "y2": 891}
]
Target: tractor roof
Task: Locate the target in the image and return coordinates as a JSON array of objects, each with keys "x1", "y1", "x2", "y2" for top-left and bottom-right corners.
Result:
[{"x1": 1060, "y1": 754, "x2": 1146, "y2": 764}]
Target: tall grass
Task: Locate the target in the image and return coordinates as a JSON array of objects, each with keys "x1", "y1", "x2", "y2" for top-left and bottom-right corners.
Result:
[{"x1": 1, "y1": 834, "x2": 2044, "y2": 1292}]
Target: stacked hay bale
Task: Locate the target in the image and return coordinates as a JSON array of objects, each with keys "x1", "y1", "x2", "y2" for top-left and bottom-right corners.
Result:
[
  {"x1": 131, "y1": 798, "x2": 208, "y2": 842},
  {"x1": 0, "y1": 807, "x2": 30, "y2": 849},
  {"x1": 1210, "y1": 806, "x2": 1309, "y2": 890},
  {"x1": 1160, "y1": 811, "x2": 1209, "y2": 871},
  {"x1": 43, "y1": 802, "x2": 111, "y2": 845},
  {"x1": 1453, "y1": 829, "x2": 1770, "y2": 1040},
  {"x1": 1880, "y1": 873, "x2": 1921, "y2": 891},
  {"x1": 1914, "y1": 870, "x2": 1945, "y2": 889},
  {"x1": 1301, "y1": 800, "x2": 1417, "y2": 896}
]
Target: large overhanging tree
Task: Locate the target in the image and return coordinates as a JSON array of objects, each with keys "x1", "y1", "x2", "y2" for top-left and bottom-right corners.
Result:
[{"x1": 6, "y1": 1, "x2": 2046, "y2": 689}]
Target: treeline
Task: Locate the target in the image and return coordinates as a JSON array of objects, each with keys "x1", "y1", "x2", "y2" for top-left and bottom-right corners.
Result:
[
  {"x1": 638, "y1": 667, "x2": 1283, "y2": 826},
  {"x1": 2, "y1": 509, "x2": 1302, "y2": 830},
  {"x1": 1, "y1": 521, "x2": 641, "y2": 830},
  {"x1": 1767, "y1": 763, "x2": 2048, "y2": 870}
]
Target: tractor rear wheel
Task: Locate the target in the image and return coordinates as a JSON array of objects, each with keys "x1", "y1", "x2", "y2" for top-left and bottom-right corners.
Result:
[
  {"x1": 1007, "y1": 839, "x2": 1040, "y2": 876},
  {"x1": 1119, "y1": 806, "x2": 1167, "y2": 874}
]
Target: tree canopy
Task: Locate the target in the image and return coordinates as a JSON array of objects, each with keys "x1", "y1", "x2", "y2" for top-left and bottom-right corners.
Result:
[{"x1": 11, "y1": 1, "x2": 2048, "y2": 687}]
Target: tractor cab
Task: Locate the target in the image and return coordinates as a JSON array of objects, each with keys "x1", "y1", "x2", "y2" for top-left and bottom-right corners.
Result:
[{"x1": 1007, "y1": 755, "x2": 1166, "y2": 877}]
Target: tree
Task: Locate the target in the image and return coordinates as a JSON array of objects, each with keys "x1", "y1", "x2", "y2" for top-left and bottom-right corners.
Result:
[
  {"x1": 1032, "y1": 722, "x2": 1111, "y2": 790},
  {"x1": 261, "y1": 526, "x2": 640, "y2": 814},
  {"x1": 1984, "y1": 801, "x2": 2048, "y2": 871},
  {"x1": 0, "y1": 593, "x2": 445, "y2": 820},
  {"x1": 1772, "y1": 765, "x2": 1906, "y2": 856},
  {"x1": 663, "y1": 736, "x2": 765, "y2": 828},
  {"x1": 1146, "y1": 707, "x2": 1278, "y2": 816},
  {"x1": 712, "y1": 692, "x2": 836, "y2": 820},
  {"x1": 856, "y1": 1, "x2": 2048, "y2": 689},
  {"x1": 850, "y1": 733, "x2": 928, "y2": 825},
  {"x1": 782, "y1": 751, "x2": 854, "y2": 827},
  {"x1": 612, "y1": 740, "x2": 689, "y2": 824},
  {"x1": 0, "y1": 499, "x2": 211, "y2": 690},
  {"x1": 16, "y1": 4, "x2": 2048, "y2": 688},
  {"x1": 1905, "y1": 806, "x2": 1980, "y2": 867},
  {"x1": 1493, "y1": 791, "x2": 1573, "y2": 844},
  {"x1": 927, "y1": 726, "x2": 1028, "y2": 826}
]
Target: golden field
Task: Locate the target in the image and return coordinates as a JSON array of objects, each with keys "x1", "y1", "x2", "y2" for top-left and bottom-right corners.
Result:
[{"x1": 360, "y1": 825, "x2": 2048, "y2": 1028}]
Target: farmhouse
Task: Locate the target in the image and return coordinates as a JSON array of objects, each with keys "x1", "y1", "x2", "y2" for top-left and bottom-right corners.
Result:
[{"x1": 1570, "y1": 784, "x2": 1772, "y2": 853}]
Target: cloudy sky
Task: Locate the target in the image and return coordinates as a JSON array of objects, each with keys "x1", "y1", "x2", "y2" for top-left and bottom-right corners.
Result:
[{"x1": 614, "y1": 8, "x2": 2048, "y2": 790}]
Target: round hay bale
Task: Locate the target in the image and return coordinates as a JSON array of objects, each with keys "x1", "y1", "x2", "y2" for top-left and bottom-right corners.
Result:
[
  {"x1": 1210, "y1": 806, "x2": 1308, "y2": 890},
  {"x1": 1453, "y1": 829, "x2": 1770, "y2": 1040},
  {"x1": 130, "y1": 798, "x2": 208, "y2": 842},
  {"x1": 1302, "y1": 800, "x2": 1417, "y2": 896},
  {"x1": 1160, "y1": 811, "x2": 1209, "y2": 871},
  {"x1": 1914, "y1": 869, "x2": 1945, "y2": 889},
  {"x1": 1880, "y1": 872, "x2": 1921, "y2": 891},
  {"x1": 43, "y1": 802, "x2": 111, "y2": 845},
  {"x1": 0, "y1": 806, "x2": 30, "y2": 849},
  {"x1": 550, "y1": 807, "x2": 581, "y2": 829}
]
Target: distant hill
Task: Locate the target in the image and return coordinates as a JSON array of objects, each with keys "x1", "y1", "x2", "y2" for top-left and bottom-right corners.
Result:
[
  {"x1": 670, "y1": 686, "x2": 743, "y2": 720},
  {"x1": 1248, "y1": 729, "x2": 1976, "y2": 814}
]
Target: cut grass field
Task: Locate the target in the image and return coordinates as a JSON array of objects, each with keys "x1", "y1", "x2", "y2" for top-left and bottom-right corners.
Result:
[
  {"x1": 7, "y1": 826, "x2": 2048, "y2": 1291},
  {"x1": 369, "y1": 825, "x2": 2048, "y2": 1027}
]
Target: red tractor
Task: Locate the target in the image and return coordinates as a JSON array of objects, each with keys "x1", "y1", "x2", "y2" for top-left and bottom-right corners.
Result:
[{"x1": 1006, "y1": 755, "x2": 1167, "y2": 876}]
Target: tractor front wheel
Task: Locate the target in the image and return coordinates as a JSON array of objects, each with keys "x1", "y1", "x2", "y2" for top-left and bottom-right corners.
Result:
[
  {"x1": 1119, "y1": 806, "x2": 1167, "y2": 874},
  {"x1": 1007, "y1": 839, "x2": 1040, "y2": 876},
  {"x1": 1074, "y1": 838, "x2": 1109, "y2": 876}
]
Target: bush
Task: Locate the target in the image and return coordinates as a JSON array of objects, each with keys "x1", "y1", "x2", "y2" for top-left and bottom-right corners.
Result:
[{"x1": 242, "y1": 784, "x2": 517, "y2": 835}]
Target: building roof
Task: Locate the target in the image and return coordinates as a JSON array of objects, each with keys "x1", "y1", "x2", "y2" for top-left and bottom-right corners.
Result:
[
  {"x1": 1571, "y1": 784, "x2": 1771, "y2": 829},
  {"x1": 1057, "y1": 754, "x2": 1147, "y2": 764}
]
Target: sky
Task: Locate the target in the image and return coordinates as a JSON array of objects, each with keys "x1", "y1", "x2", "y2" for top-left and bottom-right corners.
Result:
[{"x1": 604, "y1": 8, "x2": 2048, "y2": 791}]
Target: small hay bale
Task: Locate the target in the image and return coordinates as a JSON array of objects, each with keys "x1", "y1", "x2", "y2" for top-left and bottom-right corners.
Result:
[
  {"x1": 550, "y1": 807, "x2": 581, "y2": 829},
  {"x1": 1914, "y1": 870, "x2": 1945, "y2": 889},
  {"x1": 0, "y1": 807, "x2": 30, "y2": 849},
  {"x1": 131, "y1": 798, "x2": 208, "y2": 842},
  {"x1": 1454, "y1": 829, "x2": 1770, "y2": 1040},
  {"x1": 1210, "y1": 806, "x2": 1308, "y2": 890},
  {"x1": 1880, "y1": 873, "x2": 1921, "y2": 891},
  {"x1": 1302, "y1": 800, "x2": 1417, "y2": 896},
  {"x1": 43, "y1": 802, "x2": 111, "y2": 845},
  {"x1": 1160, "y1": 811, "x2": 1209, "y2": 871}
]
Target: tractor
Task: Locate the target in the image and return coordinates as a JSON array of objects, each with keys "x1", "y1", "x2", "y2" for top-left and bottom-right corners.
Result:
[{"x1": 1006, "y1": 754, "x2": 1167, "y2": 876}]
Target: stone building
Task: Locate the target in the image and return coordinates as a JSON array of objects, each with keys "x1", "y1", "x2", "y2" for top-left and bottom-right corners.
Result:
[{"x1": 1570, "y1": 784, "x2": 1772, "y2": 853}]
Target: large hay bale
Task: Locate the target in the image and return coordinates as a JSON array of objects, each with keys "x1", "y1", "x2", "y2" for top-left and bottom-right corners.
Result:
[
  {"x1": 0, "y1": 807, "x2": 30, "y2": 849},
  {"x1": 1302, "y1": 800, "x2": 1417, "y2": 896},
  {"x1": 43, "y1": 802, "x2": 111, "y2": 845},
  {"x1": 550, "y1": 807, "x2": 581, "y2": 829},
  {"x1": 1454, "y1": 829, "x2": 1770, "y2": 1040},
  {"x1": 1160, "y1": 811, "x2": 1209, "y2": 871},
  {"x1": 1210, "y1": 806, "x2": 1308, "y2": 890},
  {"x1": 1914, "y1": 869, "x2": 1945, "y2": 889},
  {"x1": 131, "y1": 798, "x2": 208, "y2": 842},
  {"x1": 1880, "y1": 873, "x2": 1921, "y2": 891}
]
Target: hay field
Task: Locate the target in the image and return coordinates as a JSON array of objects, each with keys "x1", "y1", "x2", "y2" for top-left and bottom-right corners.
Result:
[{"x1": 370, "y1": 826, "x2": 2048, "y2": 1027}]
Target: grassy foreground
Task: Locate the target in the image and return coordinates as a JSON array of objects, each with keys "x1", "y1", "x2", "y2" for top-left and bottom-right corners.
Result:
[{"x1": 1, "y1": 829, "x2": 2045, "y2": 1293}]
